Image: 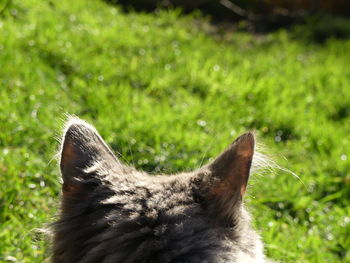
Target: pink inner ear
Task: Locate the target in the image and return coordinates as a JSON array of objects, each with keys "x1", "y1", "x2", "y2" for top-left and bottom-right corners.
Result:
[
  {"x1": 60, "y1": 141, "x2": 83, "y2": 197},
  {"x1": 237, "y1": 141, "x2": 254, "y2": 158},
  {"x1": 240, "y1": 184, "x2": 247, "y2": 196},
  {"x1": 60, "y1": 140, "x2": 94, "y2": 200},
  {"x1": 61, "y1": 141, "x2": 76, "y2": 170}
]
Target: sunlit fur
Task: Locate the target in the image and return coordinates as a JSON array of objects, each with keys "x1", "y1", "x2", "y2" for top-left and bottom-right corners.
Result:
[{"x1": 52, "y1": 117, "x2": 271, "y2": 263}]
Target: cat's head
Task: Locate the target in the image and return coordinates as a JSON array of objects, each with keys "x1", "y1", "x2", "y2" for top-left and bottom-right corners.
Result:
[{"x1": 52, "y1": 117, "x2": 266, "y2": 263}]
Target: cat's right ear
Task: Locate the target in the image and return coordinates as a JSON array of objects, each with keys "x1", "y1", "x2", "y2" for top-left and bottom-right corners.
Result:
[
  {"x1": 60, "y1": 117, "x2": 122, "y2": 198},
  {"x1": 196, "y1": 132, "x2": 255, "y2": 221}
]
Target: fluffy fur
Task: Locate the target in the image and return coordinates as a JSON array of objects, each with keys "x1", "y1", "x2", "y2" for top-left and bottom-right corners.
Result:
[{"x1": 52, "y1": 117, "x2": 270, "y2": 263}]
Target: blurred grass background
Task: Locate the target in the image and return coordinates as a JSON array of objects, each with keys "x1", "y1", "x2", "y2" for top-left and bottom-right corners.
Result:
[{"x1": 0, "y1": 0, "x2": 349, "y2": 262}]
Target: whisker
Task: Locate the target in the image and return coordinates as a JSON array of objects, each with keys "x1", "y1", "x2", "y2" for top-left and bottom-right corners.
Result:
[{"x1": 252, "y1": 142, "x2": 306, "y2": 189}]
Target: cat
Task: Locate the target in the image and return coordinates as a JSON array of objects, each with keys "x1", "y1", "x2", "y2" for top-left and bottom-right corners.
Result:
[{"x1": 52, "y1": 116, "x2": 270, "y2": 263}]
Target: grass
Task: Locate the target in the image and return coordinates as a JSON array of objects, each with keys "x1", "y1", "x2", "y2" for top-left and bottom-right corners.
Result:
[{"x1": 0, "y1": 0, "x2": 349, "y2": 262}]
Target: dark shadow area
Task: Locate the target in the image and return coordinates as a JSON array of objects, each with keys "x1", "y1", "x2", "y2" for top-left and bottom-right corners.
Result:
[
  {"x1": 104, "y1": 0, "x2": 350, "y2": 42},
  {"x1": 292, "y1": 14, "x2": 350, "y2": 43}
]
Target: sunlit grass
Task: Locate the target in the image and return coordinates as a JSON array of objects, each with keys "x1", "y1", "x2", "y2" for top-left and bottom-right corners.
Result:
[{"x1": 0, "y1": 0, "x2": 349, "y2": 262}]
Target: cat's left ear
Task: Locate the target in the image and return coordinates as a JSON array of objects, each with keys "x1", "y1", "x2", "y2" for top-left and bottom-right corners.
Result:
[{"x1": 60, "y1": 117, "x2": 122, "y2": 197}]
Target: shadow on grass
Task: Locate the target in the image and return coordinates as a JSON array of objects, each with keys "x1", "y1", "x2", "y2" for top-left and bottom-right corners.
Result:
[{"x1": 103, "y1": 0, "x2": 350, "y2": 43}]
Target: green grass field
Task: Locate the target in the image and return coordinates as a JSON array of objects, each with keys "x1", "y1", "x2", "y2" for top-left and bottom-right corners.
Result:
[{"x1": 1, "y1": 0, "x2": 349, "y2": 262}]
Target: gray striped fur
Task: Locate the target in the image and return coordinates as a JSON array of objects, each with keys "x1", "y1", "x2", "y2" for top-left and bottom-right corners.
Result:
[{"x1": 52, "y1": 117, "x2": 268, "y2": 263}]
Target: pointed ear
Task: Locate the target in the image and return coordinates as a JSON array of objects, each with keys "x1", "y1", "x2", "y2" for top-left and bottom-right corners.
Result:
[
  {"x1": 60, "y1": 117, "x2": 121, "y2": 197},
  {"x1": 198, "y1": 132, "x2": 255, "y2": 221},
  {"x1": 208, "y1": 132, "x2": 255, "y2": 197}
]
